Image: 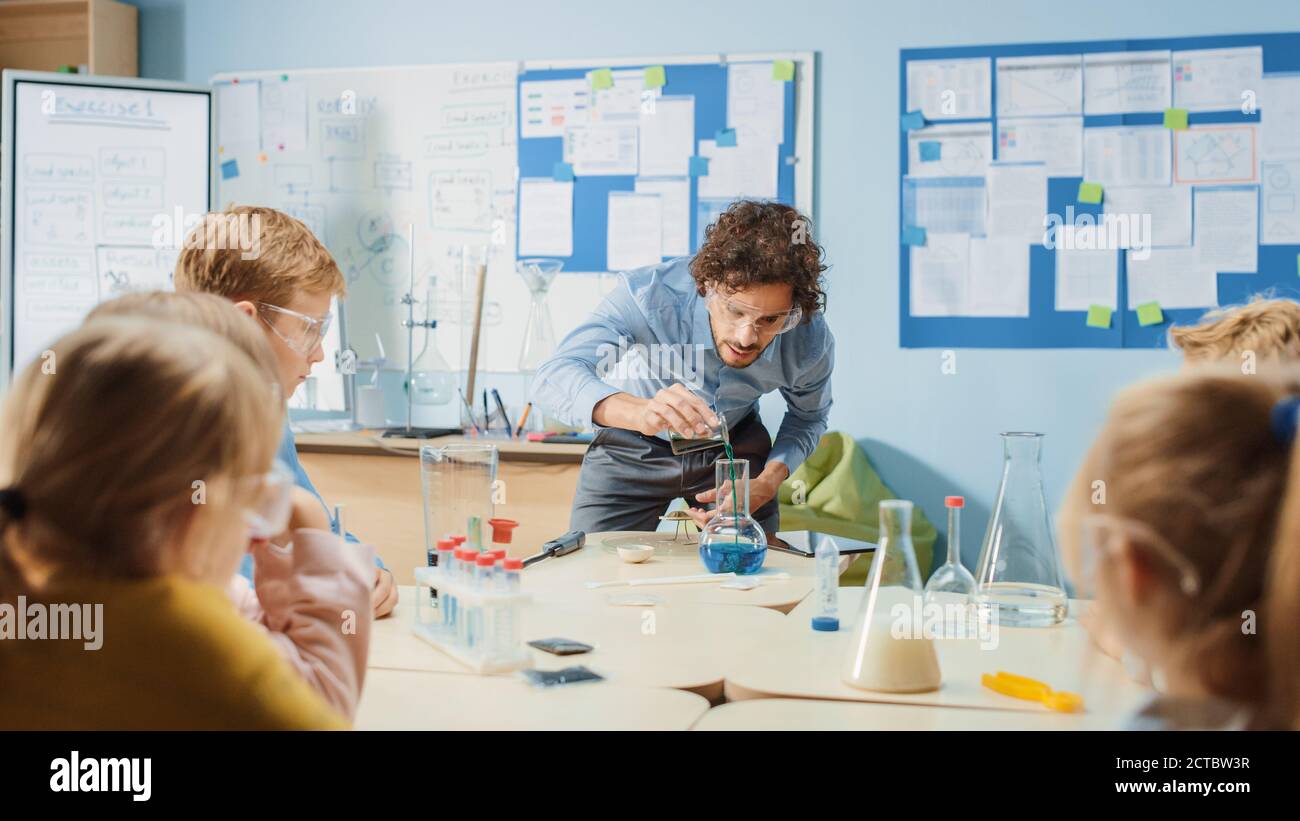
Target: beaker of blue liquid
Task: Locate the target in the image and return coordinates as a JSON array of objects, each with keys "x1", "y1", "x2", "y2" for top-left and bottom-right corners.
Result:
[{"x1": 699, "y1": 457, "x2": 767, "y2": 574}]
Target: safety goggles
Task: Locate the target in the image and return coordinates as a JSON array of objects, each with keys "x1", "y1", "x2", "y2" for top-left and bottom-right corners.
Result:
[
  {"x1": 1077, "y1": 514, "x2": 1201, "y2": 597},
  {"x1": 240, "y1": 460, "x2": 295, "y2": 541},
  {"x1": 258, "y1": 302, "x2": 332, "y2": 356},
  {"x1": 706, "y1": 290, "x2": 802, "y2": 336}
]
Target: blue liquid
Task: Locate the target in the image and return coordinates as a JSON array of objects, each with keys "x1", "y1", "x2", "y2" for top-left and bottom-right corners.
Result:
[{"x1": 700, "y1": 540, "x2": 767, "y2": 574}]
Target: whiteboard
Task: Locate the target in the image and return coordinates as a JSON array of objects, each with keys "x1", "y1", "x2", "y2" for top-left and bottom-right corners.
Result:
[{"x1": 1, "y1": 71, "x2": 212, "y2": 382}]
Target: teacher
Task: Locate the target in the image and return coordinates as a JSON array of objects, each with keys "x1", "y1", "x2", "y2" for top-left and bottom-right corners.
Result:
[{"x1": 532, "y1": 199, "x2": 834, "y2": 534}]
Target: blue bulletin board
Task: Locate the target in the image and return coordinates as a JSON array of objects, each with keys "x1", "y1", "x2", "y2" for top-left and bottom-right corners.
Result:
[
  {"x1": 517, "y1": 54, "x2": 806, "y2": 273},
  {"x1": 899, "y1": 33, "x2": 1300, "y2": 349}
]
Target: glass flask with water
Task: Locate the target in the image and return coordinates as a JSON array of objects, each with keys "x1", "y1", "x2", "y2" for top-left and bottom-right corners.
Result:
[
  {"x1": 699, "y1": 458, "x2": 768, "y2": 575},
  {"x1": 842, "y1": 500, "x2": 941, "y2": 693},
  {"x1": 420, "y1": 443, "x2": 498, "y2": 551},
  {"x1": 974, "y1": 432, "x2": 1068, "y2": 627}
]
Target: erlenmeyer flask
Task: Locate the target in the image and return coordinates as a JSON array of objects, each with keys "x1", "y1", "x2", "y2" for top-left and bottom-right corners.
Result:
[
  {"x1": 974, "y1": 432, "x2": 1068, "y2": 627},
  {"x1": 516, "y1": 258, "x2": 562, "y2": 372},
  {"x1": 408, "y1": 278, "x2": 454, "y2": 405},
  {"x1": 699, "y1": 458, "x2": 768, "y2": 574},
  {"x1": 842, "y1": 500, "x2": 941, "y2": 693}
]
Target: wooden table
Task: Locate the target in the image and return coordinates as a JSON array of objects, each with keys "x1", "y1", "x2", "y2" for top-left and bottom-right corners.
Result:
[
  {"x1": 296, "y1": 431, "x2": 584, "y2": 583},
  {"x1": 356, "y1": 669, "x2": 709, "y2": 730},
  {"x1": 722, "y1": 588, "x2": 1150, "y2": 727},
  {"x1": 371, "y1": 585, "x2": 788, "y2": 702},
  {"x1": 692, "y1": 697, "x2": 1095, "y2": 730}
]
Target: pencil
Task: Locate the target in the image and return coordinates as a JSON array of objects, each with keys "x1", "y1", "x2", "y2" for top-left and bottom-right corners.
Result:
[
  {"x1": 457, "y1": 389, "x2": 481, "y2": 435},
  {"x1": 514, "y1": 402, "x2": 533, "y2": 438}
]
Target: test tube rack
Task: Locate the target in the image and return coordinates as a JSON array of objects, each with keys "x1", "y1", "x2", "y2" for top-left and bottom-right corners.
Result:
[{"x1": 412, "y1": 565, "x2": 533, "y2": 675}]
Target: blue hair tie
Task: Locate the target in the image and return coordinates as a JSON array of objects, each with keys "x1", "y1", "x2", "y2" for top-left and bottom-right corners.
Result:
[{"x1": 1271, "y1": 396, "x2": 1300, "y2": 445}]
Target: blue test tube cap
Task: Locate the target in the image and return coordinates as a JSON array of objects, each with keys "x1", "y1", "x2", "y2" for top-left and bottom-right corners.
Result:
[{"x1": 811, "y1": 616, "x2": 839, "y2": 632}]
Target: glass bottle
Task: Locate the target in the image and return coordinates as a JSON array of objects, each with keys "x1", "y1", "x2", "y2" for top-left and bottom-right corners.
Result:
[
  {"x1": 924, "y1": 495, "x2": 977, "y2": 605},
  {"x1": 699, "y1": 458, "x2": 768, "y2": 575},
  {"x1": 842, "y1": 500, "x2": 941, "y2": 693},
  {"x1": 974, "y1": 432, "x2": 1068, "y2": 627},
  {"x1": 516, "y1": 258, "x2": 563, "y2": 372}
]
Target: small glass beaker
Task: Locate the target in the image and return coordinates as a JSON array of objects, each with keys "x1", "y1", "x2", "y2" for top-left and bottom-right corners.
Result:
[
  {"x1": 842, "y1": 500, "x2": 941, "y2": 693},
  {"x1": 974, "y1": 432, "x2": 1068, "y2": 627},
  {"x1": 699, "y1": 457, "x2": 767, "y2": 574},
  {"x1": 669, "y1": 409, "x2": 729, "y2": 455},
  {"x1": 420, "y1": 443, "x2": 498, "y2": 556}
]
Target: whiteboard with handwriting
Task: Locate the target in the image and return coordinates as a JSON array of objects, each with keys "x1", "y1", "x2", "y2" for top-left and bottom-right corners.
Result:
[
  {"x1": 2, "y1": 72, "x2": 211, "y2": 379},
  {"x1": 212, "y1": 63, "x2": 568, "y2": 382}
]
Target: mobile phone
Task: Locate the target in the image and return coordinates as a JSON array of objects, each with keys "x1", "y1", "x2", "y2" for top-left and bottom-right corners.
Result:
[
  {"x1": 520, "y1": 666, "x2": 605, "y2": 687},
  {"x1": 527, "y1": 638, "x2": 594, "y2": 656}
]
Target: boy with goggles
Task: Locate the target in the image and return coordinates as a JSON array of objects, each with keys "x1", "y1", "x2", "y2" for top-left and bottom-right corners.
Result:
[{"x1": 533, "y1": 200, "x2": 835, "y2": 535}]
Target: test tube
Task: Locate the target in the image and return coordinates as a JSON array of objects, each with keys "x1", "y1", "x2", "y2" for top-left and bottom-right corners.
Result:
[
  {"x1": 812, "y1": 537, "x2": 840, "y2": 632},
  {"x1": 501, "y1": 558, "x2": 523, "y2": 653},
  {"x1": 472, "y1": 553, "x2": 495, "y2": 654},
  {"x1": 454, "y1": 549, "x2": 472, "y2": 647},
  {"x1": 434, "y1": 540, "x2": 455, "y2": 626}
]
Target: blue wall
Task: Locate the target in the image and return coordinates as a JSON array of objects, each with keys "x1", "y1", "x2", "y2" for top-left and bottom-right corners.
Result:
[{"x1": 127, "y1": 0, "x2": 1300, "y2": 567}]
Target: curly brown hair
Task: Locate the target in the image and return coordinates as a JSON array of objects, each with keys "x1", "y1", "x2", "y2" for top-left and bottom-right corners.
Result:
[{"x1": 690, "y1": 200, "x2": 826, "y2": 320}]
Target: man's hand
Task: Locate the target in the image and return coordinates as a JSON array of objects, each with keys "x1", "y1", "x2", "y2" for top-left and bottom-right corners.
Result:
[
  {"x1": 686, "y1": 460, "x2": 790, "y2": 529},
  {"x1": 594, "y1": 385, "x2": 719, "y2": 438},
  {"x1": 371, "y1": 567, "x2": 398, "y2": 618}
]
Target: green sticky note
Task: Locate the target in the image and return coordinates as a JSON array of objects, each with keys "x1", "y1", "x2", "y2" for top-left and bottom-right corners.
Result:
[
  {"x1": 1078, "y1": 181, "x2": 1103, "y2": 204},
  {"x1": 1086, "y1": 304, "x2": 1112, "y2": 329},
  {"x1": 590, "y1": 68, "x2": 614, "y2": 90},
  {"x1": 772, "y1": 60, "x2": 795, "y2": 82},
  {"x1": 1163, "y1": 108, "x2": 1189, "y2": 130},
  {"x1": 1137, "y1": 302, "x2": 1164, "y2": 326},
  {"x1": 644, "y1": 65, "x2": 666, "y2": 89}
]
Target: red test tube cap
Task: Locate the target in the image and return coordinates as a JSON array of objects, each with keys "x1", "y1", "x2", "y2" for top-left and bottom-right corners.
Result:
[
  {"x1": 476, "y1": 554, "x2": 496, "y2": 567},
  {"x1": 488, "y1": 518, "x2": 519, "y2": 544},
  {"x1": 503, "y1": 558, "x2": 523, "y2": 571},
  {"x1": 945, "y1": 496, "x2": 965, "y2": 508}
]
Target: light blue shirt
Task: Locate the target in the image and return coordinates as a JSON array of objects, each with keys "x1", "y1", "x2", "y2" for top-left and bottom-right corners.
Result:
[
  {"x1": 237, "y1": 420, "x2": 383, "y2": 580},
  {"x1": 532, "y1": 257, "x2": 834, "y2": 472}
]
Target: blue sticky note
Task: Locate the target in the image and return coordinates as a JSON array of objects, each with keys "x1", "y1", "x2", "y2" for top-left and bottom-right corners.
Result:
[
  {"x1": 221, "y1": 159, "x2": 239, "y2": 180},
  {"x1": 689, "y1": 156, "x2": 709, "y2": 177},
  {"x1": 715, "y1": 128, "x2": 737, "y2": 147},
  {"x1": 902, "y1": 226, "x2": 927, "y2": 246},
  {"x1": 551, "y1": 161, "x2": 574, "y2": 182},
  {"x1": 901, "y1": 111, "x2": 925, "y2": 131},
  {"x1": 919, "y1": 141, "x2": 941, "y2": 162}
]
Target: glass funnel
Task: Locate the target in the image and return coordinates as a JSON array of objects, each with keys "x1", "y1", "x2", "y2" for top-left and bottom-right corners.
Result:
[
  {"x1": 516, "y1": 258, "x2": 562, "y2": 372},
  {"x1": 406, "y1": 274, "x2": 454, "y2": 406},
  {"x1": 842, "y1": 500, "x2": 941, "y2": 693},
  {"x1": 924, "y1": 495, "x2": 977, "y2": 605},
  {"x1": 420, "y1": 443, "x2": 498, "y2": 554},
  {"x1": 974, "y1": 432, "x2": 1068, "y2": 627},
  {"x1": 699, "y1": 458, "x2": 768, "y2": 575}
]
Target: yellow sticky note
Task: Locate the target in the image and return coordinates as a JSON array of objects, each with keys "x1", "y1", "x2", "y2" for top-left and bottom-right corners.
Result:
[
  {"x1": 1137, "y1": 302, "x2": 1164, "y2": 326},
  {"x1": 1078, "y1": 181, "x2": 1103, "y2": 204},
  {"x1": 1086, "y1": 304, "x2": 1112, "y2": 329},
  {"x1": 590, "y1": 68, "x2": 614, "y2": 90},
  {"x1": 772, "y1": 60, "x2": 795, "y2": 82},
  {"x1": 1163, "y1": 108, "x2": 1189, "y2": 130},
  {"x1": 644, "y1": 65, "x2": 666, "y2": 88}
]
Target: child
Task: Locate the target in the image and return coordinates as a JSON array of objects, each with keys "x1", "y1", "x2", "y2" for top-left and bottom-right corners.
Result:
[
  {"x1": 0, "y1": 318, "x2": 356, "y2": 729},
  {"x1": 86, "y1": 292, "x2": 374, "y2": 720},
  {"x1": 173, "y1": 206, "x2": 397, "y2": 617},
  {"x1": 1170, "y1": 295, "x2": 1300, "y2": 364},
  {"x1": 1058, "y1": 366, "x2": 1300, "y2": 730}
]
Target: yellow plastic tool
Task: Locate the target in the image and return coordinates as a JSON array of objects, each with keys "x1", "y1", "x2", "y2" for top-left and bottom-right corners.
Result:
[{"x1": 981, "y1": 671, "x2": 1083, "y2": 713}]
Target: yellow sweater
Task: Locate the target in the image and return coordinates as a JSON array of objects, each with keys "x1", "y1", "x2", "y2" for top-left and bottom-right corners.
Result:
[{"x1": 0, "y1": 575, "x2": 348, "y2": 730}]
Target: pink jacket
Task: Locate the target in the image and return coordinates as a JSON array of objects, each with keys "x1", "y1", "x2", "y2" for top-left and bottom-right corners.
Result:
[{"x1": 227, "y1": 530, "x2": 374, "y2": 720}]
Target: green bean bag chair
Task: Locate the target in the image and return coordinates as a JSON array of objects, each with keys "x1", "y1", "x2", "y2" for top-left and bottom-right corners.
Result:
[{"x1": 778, "y1": 432, "x2": 937, "y2": 584}]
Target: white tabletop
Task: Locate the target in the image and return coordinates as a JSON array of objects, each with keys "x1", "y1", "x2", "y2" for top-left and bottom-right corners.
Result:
[
  {"x1": 693, "y1": 697, "x2": 1109, "y2": 730},
  {"x1": 356, "y1": 668, "x2": 710, "y2": 730},
  {"x1": 370, "y1": 585, "x2": 788, "y2": 700},
  {"x1": 723, "y1": 588, "x2": 1150, "y2": 725}
]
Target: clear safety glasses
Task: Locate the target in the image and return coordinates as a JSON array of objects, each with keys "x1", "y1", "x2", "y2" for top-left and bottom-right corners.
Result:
[
  {"x1": 706, "y1": 290, "x2": 803, "y2": 336},
  {"x1": 258, "y1": 302, "x2": 332, "y2": 356},
  {"x1": 241, "y1": 460, "x2": 296, "y2": 541},
  {"x1": 1077, "y1": 514, "x2": 1201, "y2": 598}
]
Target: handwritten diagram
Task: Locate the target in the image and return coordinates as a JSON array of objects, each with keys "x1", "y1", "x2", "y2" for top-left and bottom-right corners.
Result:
[{"x1": 1173, "y1": 125, "x2": 1258, "y2": 185}]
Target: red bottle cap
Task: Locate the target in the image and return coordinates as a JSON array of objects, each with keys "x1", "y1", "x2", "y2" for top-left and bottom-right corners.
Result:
[
  {"x1": 488, "y1": 549, "x2": 506, "y2": 561},
  {"x1": 503, "y1": 558, "x2": 523, "y2": 571},
  {"x1": 945, "y1": 496, "x2": 965, "y2": 508},
  {"x1": 436, "y1": 539, "x2": 454, "y2": 551},
  {"x1": 476, "y1": 554, "x2": 496, "y2": 567},
  {"x1": 488, "y1": 518, "x2": 519, "y2": 544},
  {"x1": 451, "y1": 535, "x2": 467, "y2": 545}
]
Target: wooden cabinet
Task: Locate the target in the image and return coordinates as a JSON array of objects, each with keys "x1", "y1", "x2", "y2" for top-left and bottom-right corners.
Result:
[{"x1": 0, "y1": 0, "x2": 138, "y2": 77}]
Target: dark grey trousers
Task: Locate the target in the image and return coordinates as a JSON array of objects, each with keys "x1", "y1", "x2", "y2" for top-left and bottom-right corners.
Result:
[{"x1": 569, "y1": 412, "x2": 779, "y2": 534}]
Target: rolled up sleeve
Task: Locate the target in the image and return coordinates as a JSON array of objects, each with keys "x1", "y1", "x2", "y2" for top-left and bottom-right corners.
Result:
[{"x1": 767, "y1": 332, "x2": 834, "y2": 473}]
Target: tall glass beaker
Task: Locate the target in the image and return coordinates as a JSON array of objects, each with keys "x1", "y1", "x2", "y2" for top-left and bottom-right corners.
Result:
[
  {"x1": 974, "y1": 432, "x2": 1068, "y2": 627},
  {"x1": 420, "y1": 443, "x2": 498, "y2": 555},
  {"x1": 516, "y1": 258, "x2": 562, "y2": 372},
  {"x1": 842, "y1": 500, "x2": 941, "y2": 693},
  {"x1": 698, "y1": 458, "x2": 768, "y2": 574}
]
